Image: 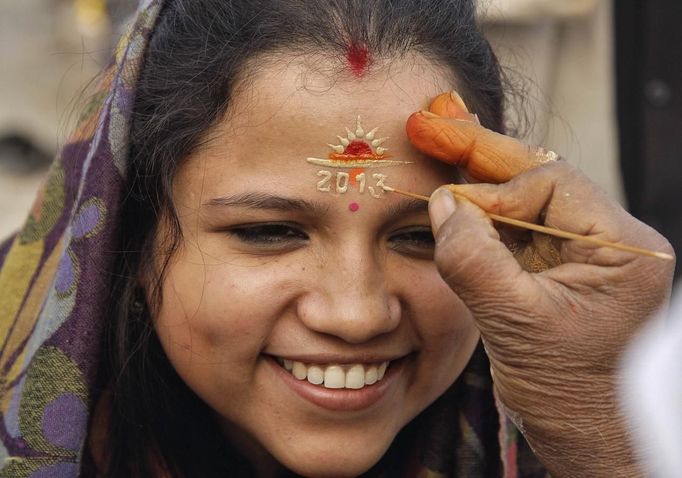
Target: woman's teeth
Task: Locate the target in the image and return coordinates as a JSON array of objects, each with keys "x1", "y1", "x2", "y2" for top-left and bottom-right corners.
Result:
[{"x1": 277, "y1": 358, "x2": 389, "y2": 390}]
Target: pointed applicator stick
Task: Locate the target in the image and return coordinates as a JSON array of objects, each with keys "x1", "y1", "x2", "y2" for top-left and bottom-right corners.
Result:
[{"x1": 382, "y1": 186, "x2": 674, "y2": 261}]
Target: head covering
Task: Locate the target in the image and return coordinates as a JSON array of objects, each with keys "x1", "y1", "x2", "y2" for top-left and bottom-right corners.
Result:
[{"x1": 0, "y1": 1, "x2": 543, "y2": 476}]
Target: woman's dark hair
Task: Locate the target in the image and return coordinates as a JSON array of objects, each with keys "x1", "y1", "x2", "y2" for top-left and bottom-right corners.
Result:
[{"x1": 104, "y1": 0, "x2": 506, "y2": 476}]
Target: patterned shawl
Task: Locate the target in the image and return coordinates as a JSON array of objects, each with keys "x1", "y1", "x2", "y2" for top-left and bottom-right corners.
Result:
[{"x1": 0, "y1": 1, "x2": 545, "y2": 476}]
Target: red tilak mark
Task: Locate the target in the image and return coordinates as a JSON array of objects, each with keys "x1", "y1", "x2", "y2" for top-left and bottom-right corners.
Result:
[
  {"x1": 346, "y1": 43, "x2": 370, "y2": 77},
  {"x1": 345, "y1": 140, "x2": 372, "y2": 156},
  {"x1": 349, "y1": 202, "x2": 360, "y2": 212}
]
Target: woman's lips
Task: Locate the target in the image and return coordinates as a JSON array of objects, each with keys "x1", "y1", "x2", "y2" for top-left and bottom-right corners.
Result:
[{"x1": 266, "y1": 355, "x2": 406, "y2": 412}]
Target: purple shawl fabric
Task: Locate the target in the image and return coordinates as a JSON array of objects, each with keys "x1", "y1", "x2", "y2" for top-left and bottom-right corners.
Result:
[{"x1": 0, "y1": 1, "x2": 161, "y2": 475}]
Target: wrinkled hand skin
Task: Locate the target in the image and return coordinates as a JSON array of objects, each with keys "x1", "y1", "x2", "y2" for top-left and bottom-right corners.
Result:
[
  {"x1": 413, "y1": 93, "x2": 676, "y2": 477},
  {"x1": 406, "y1": 92, "x2": 549, "y2": 183}
]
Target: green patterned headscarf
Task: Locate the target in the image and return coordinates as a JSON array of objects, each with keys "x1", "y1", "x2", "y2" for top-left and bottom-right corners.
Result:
[{"x1": 0, "y1": 1, "x2": 543, "y2": 476}]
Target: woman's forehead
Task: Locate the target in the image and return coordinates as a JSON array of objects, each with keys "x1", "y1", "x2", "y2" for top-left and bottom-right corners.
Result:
[
  {"x1": 175, "y1": 54, "x2": 457, "y2": 201},
  {"x1": 224, "y1": 52, "x2": 455, "y2": 136}
]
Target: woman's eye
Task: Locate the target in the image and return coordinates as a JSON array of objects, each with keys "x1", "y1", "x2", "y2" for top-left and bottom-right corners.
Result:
[
  {"x1": 388, "y1": 227, "x2": 435, "y2": 258},
  {"x1": 228, "y1": 223, "x2": 309, "y2": 247}
]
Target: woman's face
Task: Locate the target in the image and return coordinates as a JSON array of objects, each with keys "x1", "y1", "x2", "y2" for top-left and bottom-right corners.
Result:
[{"x1": 154, "y1": 54, "x2": 479, "y2": 477}]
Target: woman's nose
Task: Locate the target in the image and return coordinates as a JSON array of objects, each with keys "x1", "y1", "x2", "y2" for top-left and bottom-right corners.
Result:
[{"x1": 297, "y1": 253, "x2": 401, "y2": 344}]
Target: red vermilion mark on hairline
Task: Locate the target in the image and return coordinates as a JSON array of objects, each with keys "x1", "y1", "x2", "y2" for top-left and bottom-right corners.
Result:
[{"x1": 346, "y1": 43, "x2": 370, "y2": 77}]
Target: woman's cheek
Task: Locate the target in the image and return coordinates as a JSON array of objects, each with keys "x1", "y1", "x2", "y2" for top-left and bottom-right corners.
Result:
[
  {"x1": 399, "y1": 270, "x2": 479, "y2": 413},
  {"x1": 407, "y1": 268, "x2": 474, "y2": 340},
  {"x1": 155, "y1": 239, "x2": 301, "y2": 362},
  {"x1": 418, "y1": 278, "x2": 478, "y2": 378}
]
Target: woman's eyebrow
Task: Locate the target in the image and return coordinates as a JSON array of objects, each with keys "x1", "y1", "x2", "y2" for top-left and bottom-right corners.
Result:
[
  {"x1": 203, "y1": 192, "x2": 329, "y2": 214},
  {"x1": 385, "y1": 198, "x2": 430, "y2": 220}
]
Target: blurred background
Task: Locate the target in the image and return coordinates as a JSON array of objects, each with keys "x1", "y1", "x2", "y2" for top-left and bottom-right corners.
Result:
[
  {"x1": 0, "y1": 0, "x2": 679, "y2": 277},
  {"x1": 0, "y1": 0, "x2": 137, "y2": 238}
]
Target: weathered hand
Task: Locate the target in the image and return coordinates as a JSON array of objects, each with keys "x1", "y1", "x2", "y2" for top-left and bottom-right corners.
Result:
[
  {"x1": 406, "y1": 92, "x2": 557, "y2": 184},
  {"x1": 408, "y1": 93, "x2": 676, "y2": 477}
]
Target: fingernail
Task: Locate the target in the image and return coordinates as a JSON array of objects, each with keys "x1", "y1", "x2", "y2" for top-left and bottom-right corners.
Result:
[
  {"x1": 429, "y1": 188, "x2": 456, "y2": 232},
  {"x1": 420, "y1": 110, "x2": 440, "y2": 119},
  {"x1": 449, "y1": 90, "x2": 469, "y2": 112}
]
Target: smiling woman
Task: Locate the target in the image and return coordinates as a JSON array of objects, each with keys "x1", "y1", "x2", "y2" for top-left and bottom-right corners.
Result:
[
  {"x1": 0, "y1": 0, "x2": 674, "y2": 477},
  {"x1": 101, "y1": 1, "x2": 509, "y2": 475},
  {"x1": 147, "y1": 50, "x2": 480, "y2": 476}
]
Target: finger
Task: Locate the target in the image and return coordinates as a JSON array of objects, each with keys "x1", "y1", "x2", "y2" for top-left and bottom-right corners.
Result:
[
  {"x1": 405, "y1": 111, "x2": 558, "y2": 184},
  {"x1": 428, "y1": 188, "x2": 540, "y2": 323},
  {"x1": 424, "y1": 92, "x2": 482, "y2": 184},
  {"x1": 442, "y1": 162, "x2": 672, "y2": 268},
  {"x1": 445, "y1": 162, "x2": 617, "y2": 234},
  {"x1": 427, "y1": 91, "x2": 479, "y2": 122}
]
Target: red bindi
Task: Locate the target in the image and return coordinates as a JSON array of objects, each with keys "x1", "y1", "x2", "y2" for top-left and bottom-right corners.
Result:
[
  {"x1": 345, "y1": 43, "x2": 370, "y2": 77},
  {"x1": 349, "y1": 202, "x2": 360, "y2": 212}
]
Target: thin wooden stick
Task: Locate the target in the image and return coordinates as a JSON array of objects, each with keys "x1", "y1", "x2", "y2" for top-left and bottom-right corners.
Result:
[{"x1": 382, "y1": 186, "x2": 674, "y2": 261}]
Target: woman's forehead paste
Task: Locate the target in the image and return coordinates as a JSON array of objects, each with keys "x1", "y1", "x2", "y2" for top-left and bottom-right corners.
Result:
[
  {"x1": 306, "y1": 116, "x2": 411, "y2": 169},
  {"x1": 307, "y1": 116, "x2": 412, "y2": 201}
]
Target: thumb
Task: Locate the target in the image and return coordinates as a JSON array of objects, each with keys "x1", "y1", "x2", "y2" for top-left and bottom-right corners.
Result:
[
  {"x1": 406, "y1": 92, "x2": 559, "y2": 184},
  {"x1": 428, "y1": 187, "x2": 537, "y2": 321}
]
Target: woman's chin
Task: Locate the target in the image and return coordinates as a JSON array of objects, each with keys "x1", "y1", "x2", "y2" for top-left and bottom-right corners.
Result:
[
  {"x1": 280, "y1": 455, "x2": 382, "y2": 478},
  {"x1": 271, "y1": 434, "x2": 394, "y2": 478}
]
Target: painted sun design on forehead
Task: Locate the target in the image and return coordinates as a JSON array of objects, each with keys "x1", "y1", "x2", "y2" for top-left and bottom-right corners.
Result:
[{"x1": 306, "y1": 117, "x2": 412, "y2": 168}]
